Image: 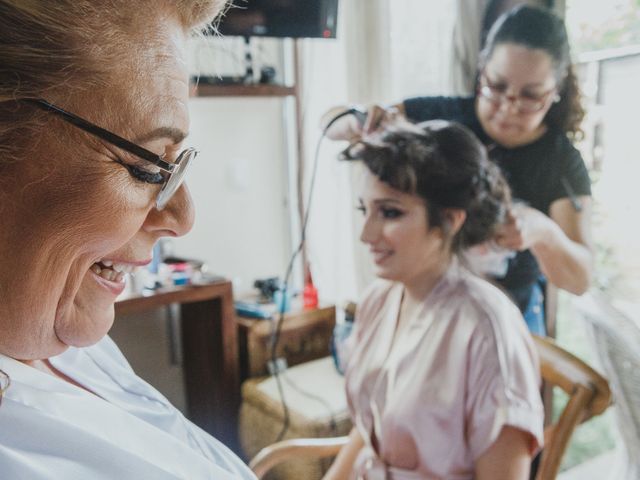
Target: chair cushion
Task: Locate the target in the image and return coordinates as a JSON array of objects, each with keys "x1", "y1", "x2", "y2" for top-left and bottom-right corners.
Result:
[{"x1": 239, "y1": 357, "x2": 352, "y2": 479}]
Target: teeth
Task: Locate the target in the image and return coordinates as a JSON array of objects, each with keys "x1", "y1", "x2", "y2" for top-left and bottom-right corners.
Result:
[
  {"x1": 91, "y1": 261, "x2": 129, "y2": 283},
  {"x1": 96, "y1": 260, "x2": 136, "y2": 274},
  {"x1": 111, "y1": 263, "x2": 135, "y2": 274},
  {"x1": 91, "y1": 264, "x2": 125, "y2": 283}
]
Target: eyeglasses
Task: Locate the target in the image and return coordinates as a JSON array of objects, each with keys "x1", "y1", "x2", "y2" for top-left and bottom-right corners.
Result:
[
  {"x1": 478, "y1": 76, "x2": 559, "y2": 114},
  {"x1": 0, "y1": 368, "x2": 9, "y2": 406},
  {"x1": 21, "y1": 98, "x2": 197, "y2": 210}
]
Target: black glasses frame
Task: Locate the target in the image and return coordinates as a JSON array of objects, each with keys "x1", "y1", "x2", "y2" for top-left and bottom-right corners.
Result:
[
  {"x1": 477, "y1": 75, "x2": 558, "y2": 114},
  {"x1": 21, "y1": 98, "x2": 176, "y2": 173}
]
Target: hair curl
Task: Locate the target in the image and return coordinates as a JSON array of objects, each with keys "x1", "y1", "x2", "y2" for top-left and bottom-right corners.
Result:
[
  {"x1": 341, "y1": 120, "x2": 511, "y2": 253},
  {"x1": 478, "y1": 5, "x2": 584, "y2": 139}
]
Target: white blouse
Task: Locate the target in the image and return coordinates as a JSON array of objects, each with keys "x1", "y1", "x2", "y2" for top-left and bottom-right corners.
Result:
[{"x1": 0, "y1": 336, "x2": 255, "y2": 479}]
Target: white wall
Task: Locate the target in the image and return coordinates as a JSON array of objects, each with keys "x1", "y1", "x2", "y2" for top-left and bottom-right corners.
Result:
[
  {"x1": 112, "y1": 47, "x2": 295, "y2": 405},
  {"x1": 172, "y1": 96, "x2": 292, "y2": 295}
]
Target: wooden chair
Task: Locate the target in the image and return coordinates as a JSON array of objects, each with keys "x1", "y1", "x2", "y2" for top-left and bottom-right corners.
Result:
[
  {"x1": 249, "y1": 335, "x2": 611, "y2": 480},
  {"x1": 533, "y1": 335, "x2": 611, "y2": 479}
]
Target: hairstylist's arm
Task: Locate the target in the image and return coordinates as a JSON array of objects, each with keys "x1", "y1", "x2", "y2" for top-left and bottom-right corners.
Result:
[
  {"x1": 475, "y1": 426, "x2": 532, "y2": 480},
  {"x1": 322, "y1": 427, "x2": 364, "y2": 480},
  {"x1": 495, "y1": 198, "x2": 593, "y2": 294},
  {"x1": 320, "y1": 103, "x2": 406, "y2": 141}
]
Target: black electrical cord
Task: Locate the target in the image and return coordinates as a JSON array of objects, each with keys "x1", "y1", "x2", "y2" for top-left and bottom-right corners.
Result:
[{"x1": 270, "y1": 107, "x2": 366, "y2": 442}]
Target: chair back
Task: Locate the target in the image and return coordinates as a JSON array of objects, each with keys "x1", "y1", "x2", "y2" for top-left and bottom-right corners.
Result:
[
  {"x1": 575, "y1": 292, "x2": 640, "y2": 478},
  {"x1": 533, "y1": 335, "x2": 612, "y2": 480}
]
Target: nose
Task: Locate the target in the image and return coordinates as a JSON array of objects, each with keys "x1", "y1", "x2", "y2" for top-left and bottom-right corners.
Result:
[
  {"x1": 498, "y1": 94, "x2": 520, "y2": 115},
  {"x1": 359, "y1": 214, "x2": 378, "y2": 245},
  {"x1": 143, "y1": 184, "x2": 195, "y2": 238}
]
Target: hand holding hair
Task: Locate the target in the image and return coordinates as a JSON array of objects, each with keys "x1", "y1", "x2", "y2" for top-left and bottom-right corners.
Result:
[
  {"x1": 321, "y1": 103, "x2": 405, "y2": 141},
  {"x1": 494, "y1": 204, "x2": 548, "y2": 252}
]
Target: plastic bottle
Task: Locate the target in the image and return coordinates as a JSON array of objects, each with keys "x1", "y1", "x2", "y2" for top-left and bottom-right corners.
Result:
[{"x1": 303, "y1": 276, "x2": 318, "y2": 309}]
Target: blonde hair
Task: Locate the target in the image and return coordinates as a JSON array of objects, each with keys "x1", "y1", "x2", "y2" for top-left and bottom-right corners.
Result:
[{"x1": 0, "y1": 0, "x2": 227, "y2": 162}]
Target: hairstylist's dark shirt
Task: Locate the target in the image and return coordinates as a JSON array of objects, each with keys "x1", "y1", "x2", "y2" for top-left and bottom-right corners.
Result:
[{"x1": 403, "y1": 96, "x2": 591, "y2": 311}]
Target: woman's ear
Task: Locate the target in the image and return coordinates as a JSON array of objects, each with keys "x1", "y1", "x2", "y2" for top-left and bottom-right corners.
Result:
[{"x1": 443, "y1": 208, "x2": 467, "y2": 237}]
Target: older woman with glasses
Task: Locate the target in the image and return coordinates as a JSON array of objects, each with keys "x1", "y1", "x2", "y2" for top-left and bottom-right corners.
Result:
[
  {"x1": 0, "y1": 1, "x2": 255, "y2": 479},
  {"x1": 323, "y1": 5, "x2": 592, "y2": 337}
]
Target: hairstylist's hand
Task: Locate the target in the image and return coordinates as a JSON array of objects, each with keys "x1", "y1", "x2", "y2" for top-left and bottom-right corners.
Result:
[
  {"x1": 361, "y1": 104, "x2": 399, "y2": 136},
  {"x1": 494, "y1": 204, "x2": 547, "y2": 252},
  {"x1": 321, "y1": 104, "x2": 403, "y2": 141}
]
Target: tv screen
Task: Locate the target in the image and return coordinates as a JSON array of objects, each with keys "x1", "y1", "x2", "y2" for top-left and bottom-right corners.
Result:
[{"x1": 217, "y1": 0, "x2": 339, "y2": 39}]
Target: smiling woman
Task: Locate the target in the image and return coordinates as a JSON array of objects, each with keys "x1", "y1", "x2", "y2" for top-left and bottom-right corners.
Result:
[
  {"x1": 323, "y1": 5, "x2": 593, "y2": 337},
  {"x1": 322, "y1": 121, "x2": 544, "y2": 480},
  {"x1": 0, "y1": 1, "x2": 256, "y2": 478}
]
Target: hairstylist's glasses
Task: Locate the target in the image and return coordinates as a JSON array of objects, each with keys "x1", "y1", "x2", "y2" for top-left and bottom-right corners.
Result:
[
  {"x1": 478, "y1": 76, "x2": 559, "y2": 114},
  {"x1": 20, "y1": 98, "x2": 197, "y2": 210}
]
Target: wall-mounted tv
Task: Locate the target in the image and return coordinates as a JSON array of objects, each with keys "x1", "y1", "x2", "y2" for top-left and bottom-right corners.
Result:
[{"x1": 217, "y1": 0, "x2": 339, "y2": 39}]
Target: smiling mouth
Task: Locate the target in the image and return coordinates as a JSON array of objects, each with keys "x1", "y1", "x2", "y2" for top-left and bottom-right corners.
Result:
[
  {"x1": 89, "y1": 260, "x2": 136, "y2": 283},
  {"x1": 371, "y1": 250, "x2": 392, "y2": 264}
]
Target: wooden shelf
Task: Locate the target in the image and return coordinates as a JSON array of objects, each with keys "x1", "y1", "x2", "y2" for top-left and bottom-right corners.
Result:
[{"x1": 191, "y1": 83, "x2": 296, "y2": 97}]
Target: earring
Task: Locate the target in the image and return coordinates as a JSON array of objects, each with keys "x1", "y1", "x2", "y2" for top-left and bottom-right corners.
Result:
[{"x1": 553, "y1": 94, "x2": 561, "y2": 103}]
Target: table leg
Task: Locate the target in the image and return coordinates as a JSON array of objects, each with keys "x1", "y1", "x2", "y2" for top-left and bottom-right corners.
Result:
[{"x1": 180, "y1": 284, "x2": 240, "y2": 452}]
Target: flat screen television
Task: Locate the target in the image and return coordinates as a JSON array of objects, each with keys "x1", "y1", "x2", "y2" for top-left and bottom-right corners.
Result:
[{"x1": 216, "y1": 0, "x2": 339, "y2": 39}]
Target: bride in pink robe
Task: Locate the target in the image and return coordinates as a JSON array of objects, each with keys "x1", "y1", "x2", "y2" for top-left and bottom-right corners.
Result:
[{"x1": 324, "y1": 121, "x2": 544, "y2": 480}]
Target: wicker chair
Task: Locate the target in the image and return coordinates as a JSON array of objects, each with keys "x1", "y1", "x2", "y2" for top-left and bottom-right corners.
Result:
[
  {"x1": 239, "y1": 356, "x2": 352, "y2": 480},
  {"x1": 575, "y1": 292, "x2": 640, "y2": 479},
  {"x1": 249, "y1": 335, "x2": 611, "y2": 480}
]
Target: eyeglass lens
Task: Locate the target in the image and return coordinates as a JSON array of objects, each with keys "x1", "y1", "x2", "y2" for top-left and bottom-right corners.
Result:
[
  {"x1": 480, "y1": 85, "x2": 547, "y2": 113},
  {"x1": 156, "y1": 148, "x2": 198, "y2": 210}
]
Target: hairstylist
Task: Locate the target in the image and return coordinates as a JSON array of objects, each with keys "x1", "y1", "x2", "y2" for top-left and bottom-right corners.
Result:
[{"x1": 323, "y1": 5, "x2": 592, "y2": 335}]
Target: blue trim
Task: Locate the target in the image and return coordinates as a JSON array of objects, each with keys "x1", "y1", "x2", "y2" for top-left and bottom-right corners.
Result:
[{"x1": 523, "y1": 281, "x2": 546, "y2": 336}]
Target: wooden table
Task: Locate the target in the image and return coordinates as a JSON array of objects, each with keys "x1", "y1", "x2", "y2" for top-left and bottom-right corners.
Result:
[
  {"x1": 115, "y1": 281, "x2": 240, "y2": 451},
  {"x1": 236, "y1": 305, "x2": 336, "y2": 382}
]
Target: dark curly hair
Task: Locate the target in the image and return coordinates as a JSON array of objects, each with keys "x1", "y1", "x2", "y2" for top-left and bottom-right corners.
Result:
[
  {"x1": 478, "y1": 5, "x2": 585, "y2": 139},
  {"x1": 341, "y1": 120, "x2": 511, "y2": 253}
]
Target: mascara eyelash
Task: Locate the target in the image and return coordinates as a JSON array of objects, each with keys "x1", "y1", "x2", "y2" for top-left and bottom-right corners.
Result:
[
  {"x1": 114, "y1": 158, "x2": 164, "y2": 185},
  {"x1": 127, "y1": 164, "x2": 164, "y2": 184}
]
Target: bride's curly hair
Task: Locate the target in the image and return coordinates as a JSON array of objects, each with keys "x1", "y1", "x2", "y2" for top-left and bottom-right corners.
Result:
[{"x1": 341, "y1": 120, "x2": 511, "y2": 253}]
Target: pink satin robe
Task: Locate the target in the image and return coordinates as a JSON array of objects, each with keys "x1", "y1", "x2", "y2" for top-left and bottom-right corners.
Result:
[{"x1": 344, "y1": 264, "x2": 544, "y2": 479}]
